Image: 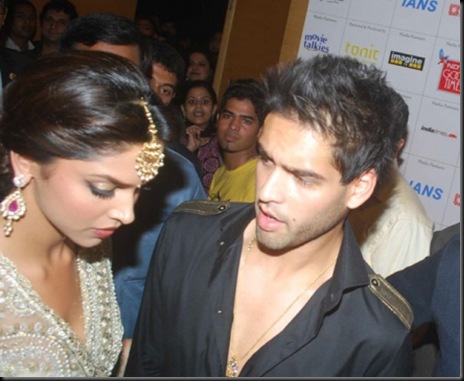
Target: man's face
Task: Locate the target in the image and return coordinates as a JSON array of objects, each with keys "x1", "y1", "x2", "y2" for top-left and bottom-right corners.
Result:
[
  {"x1": 254, "y1": 112, "x2": 358, "y2": 252},
  {"x1": 0, "y1": 4, "x2": 7, "y2": 27},
  {"x1": 10, "y1": 3, "x2": 36, "y2": 40},
  {"x1": 41, "y1": 9, "x2": 71, "y2": 44},
  {"x1": 216, "y1": 98, "x2": 260, "y2": 154},
  {"x1": 149, "y1": 63, "x2": 177, "y2": 106}
]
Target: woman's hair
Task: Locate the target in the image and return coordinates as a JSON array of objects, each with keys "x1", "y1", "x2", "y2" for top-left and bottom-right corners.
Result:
[
  {"x1": 0, "y1": 50, "x2": 168, "y2": 199},
  {"x1": 180, "y1": 79, "x2": 218, "y2": 134},
  {"x1": 181, "y1": 79, "x2": 218, "y2": 106}
]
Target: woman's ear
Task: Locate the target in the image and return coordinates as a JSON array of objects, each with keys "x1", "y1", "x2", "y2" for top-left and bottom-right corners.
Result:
[
  {"x1": 346, "y1": 169, "x2": 377, "y2": 210},
  {"x1": 9, "y1": 151, "x2": 34, "y2": 184}
]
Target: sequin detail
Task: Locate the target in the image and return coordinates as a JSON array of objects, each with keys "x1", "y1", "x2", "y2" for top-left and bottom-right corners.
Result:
[{"x1": 0, "y1": 241, "x2": 123, "y2": 376}]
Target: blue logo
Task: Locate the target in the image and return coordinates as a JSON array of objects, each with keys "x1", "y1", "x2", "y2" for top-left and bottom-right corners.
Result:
[
  {"x1": 401, "y1": 0, "x2": 438, "y2": 12},
  {"x1": 409, "y1": 180, "x2": 443, "y2": 200}
]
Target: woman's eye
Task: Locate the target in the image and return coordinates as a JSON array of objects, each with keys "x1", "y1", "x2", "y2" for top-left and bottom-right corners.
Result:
[{"x1": 89, "y1": 183, "x2": 115, "y2": 199}]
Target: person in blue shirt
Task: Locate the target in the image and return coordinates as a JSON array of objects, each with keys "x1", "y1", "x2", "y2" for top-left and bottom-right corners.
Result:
[{"x1": 388, "y1": 225, "x2": 460, "y2": 377}]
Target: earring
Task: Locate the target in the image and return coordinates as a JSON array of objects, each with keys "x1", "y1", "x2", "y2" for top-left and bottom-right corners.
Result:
[{"x1": 0, "y1": 174, "x2": 27, "y2": 237}]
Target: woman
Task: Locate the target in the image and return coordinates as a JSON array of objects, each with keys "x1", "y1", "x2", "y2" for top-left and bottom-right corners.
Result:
[
  {"x1": 0, "y1": 50, "x2": 165, "y2": 376},
  {"x1": 185, "y1": 47, "x2": 215, "y2": 82},
  {"x1": 180, "y1": 79, "x2": 221, "y2": 192}
]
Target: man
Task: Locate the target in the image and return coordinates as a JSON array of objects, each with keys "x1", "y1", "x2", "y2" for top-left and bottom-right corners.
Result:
[
  {"x1": 1, "y1": 0, "x2": 36, "y2": 52},
  {"x1": 125, "y1": 55, "x2": 413, "y2": 377},
  {"x1": 0, "y1": 0, "x2": 33, "y2": 93},
  {"x1": 388, "y1": 226, "x2": 460, "y2": 377},
  {"x1": 348, "y1": 88, "x2": 434, "y2": 277},
  {"x1": 145, "y1": 39, "x2": 185, "y2": 106},
  {"x1": 144, "y1": 39, "x2": 202, "y2": 177},
  {"x1": 60, "y1": 12, "x2": 145, "y2": 66},
  {"x1": 209, "y1": 79, "x2": 265, "y2": 202},
  {"x1": 31, "y1": 0, "x2": 78, "y2": 58}
]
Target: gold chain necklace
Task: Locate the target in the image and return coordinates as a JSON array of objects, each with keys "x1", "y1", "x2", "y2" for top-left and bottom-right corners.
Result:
[{"x1": 226, "y1": 238, "x2": 336, "y2": 377}]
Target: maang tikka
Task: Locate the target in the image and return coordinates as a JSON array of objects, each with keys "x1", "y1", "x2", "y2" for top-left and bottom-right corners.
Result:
[{"x1": 0, "y1": 174, "x2": 27, "y2": 237}]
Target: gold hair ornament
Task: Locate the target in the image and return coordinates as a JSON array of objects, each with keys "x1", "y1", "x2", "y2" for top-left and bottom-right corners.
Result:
[{"x1": 135, "y1": 99, "x2": 165, "y2": 184}]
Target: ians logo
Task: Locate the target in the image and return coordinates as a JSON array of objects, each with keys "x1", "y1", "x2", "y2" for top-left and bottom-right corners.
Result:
[
  {"x1": 453, "y1": 193, "x2": 460, "y2": 207},
  {"x1": 437, "y1": 50, "x2": 460, "y2": 94},
  {"x1": 420, "y1": 125, "x2": 458, "y2": 139},
  {"x1": 409, "y1": 180, "x2": 443, "y2": 200},
  {"x1": 303, "y1": 33, "x2": 330, "y2": 53},
  {"x1": 401, "y1": 0, "x2": 438, "y2": 12},
  {"x1": 389, "y1": 50, "x2": 425, "y2": 71}
]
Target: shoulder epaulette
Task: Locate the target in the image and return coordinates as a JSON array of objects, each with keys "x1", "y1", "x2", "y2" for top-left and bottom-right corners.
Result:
[
  {"x1": 368, "y1": 274, "x2": 413, "y2": 330},
  {"x1": 173, "y1": 200, "x2": 230, "y2": 216}
]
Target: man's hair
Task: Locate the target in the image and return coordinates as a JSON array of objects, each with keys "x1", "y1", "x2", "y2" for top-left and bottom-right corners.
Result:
[
  {"x1": 145, "y1": 40, "x2": 185, "y2": 87},
  {"x1": 219, "y1": 79, "x2": 266, "y2": 126},
  {"x1": 260, "y1": 54, "x2": 396, "y2": 187},
  {"x1": 60, "y1": 12, "x2": 144, "y2": 52},
  {"x1": 388, "y1": 88, "x2": 409, "y2": 146},
  {"x1": 3, "y1": 0, "x2": 36, "y2": 31},
  {"x1": 39, "y1": 0, "x2": 78, "y2": 24}
]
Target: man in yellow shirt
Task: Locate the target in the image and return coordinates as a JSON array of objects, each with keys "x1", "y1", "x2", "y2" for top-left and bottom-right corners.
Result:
[{"x1": 209, "y1": 79, "x2": 265, "y2": 202}]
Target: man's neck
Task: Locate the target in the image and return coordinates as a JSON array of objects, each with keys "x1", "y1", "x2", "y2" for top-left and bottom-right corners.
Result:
[
  {"x1": 224, "y1": 151, "x2": 256, "y2": 171},
  {"x1": 40, "y1": 40, "x2": 60, "y2": 56},
  {"x1": 9, "y1": 35, "x2": 31, "y2": 51}
]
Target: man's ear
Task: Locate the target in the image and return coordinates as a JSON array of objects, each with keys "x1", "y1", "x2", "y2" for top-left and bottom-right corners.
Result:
[
  {"x1": 346, "y1": 169, "x2": 377, "y2": 210},
  {"x1": 9, "y1": 151, "x2": 34, "y2": 184}
]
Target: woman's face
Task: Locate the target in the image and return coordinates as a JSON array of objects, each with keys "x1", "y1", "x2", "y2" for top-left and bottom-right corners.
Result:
[
  {"x1": 182, "y1": 86, "x2": 217, "y2": 127},
  {"x1": 27, "y1": 144, "x2": 144, "y2": 247},
  {"x1": 186, "y1": 52, "x2": 212, "y2": 81}
]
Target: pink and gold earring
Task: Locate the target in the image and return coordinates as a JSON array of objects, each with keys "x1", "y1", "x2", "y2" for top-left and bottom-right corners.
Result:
[{"x1": 0, "y1": 174, "x2": 27, "y2": 237}]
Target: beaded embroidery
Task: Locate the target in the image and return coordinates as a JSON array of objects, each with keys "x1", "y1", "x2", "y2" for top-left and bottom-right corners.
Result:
[{"x1": 0, "y1": 241, "x2": 123, "y2": 376}]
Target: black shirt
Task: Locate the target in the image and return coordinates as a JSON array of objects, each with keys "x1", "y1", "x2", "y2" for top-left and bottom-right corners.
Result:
[{"x1": 126, "y1": 202, "x2": 412, "y2": 377}]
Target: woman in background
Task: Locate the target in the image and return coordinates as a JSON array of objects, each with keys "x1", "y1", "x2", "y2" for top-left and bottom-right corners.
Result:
[
  {"x1": 0, "y1": 50, "x2": 164, "y2": 376},
  {"x1": 180, "y1": 79, "x2": 221, "y2": 192},
  {"x1": 185, "y1": 46, "x2": 215, "y2": 82}
]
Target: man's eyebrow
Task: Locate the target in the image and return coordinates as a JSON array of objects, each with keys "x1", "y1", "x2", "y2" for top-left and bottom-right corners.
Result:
[
  {"x1": 257, "y1": 142, "x2": 326, "y2": 181},
  {"x1": 221, "y1": 108, "x2": 257, "y2": 121}
]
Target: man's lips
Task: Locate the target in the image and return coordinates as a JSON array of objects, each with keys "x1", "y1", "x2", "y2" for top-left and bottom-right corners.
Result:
[{"x1": 257, "y1": 206, "x2": 283, "y2": 231}]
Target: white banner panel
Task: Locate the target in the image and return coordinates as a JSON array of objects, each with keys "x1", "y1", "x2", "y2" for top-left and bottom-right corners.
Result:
[{"x1": 297, "y1": 0, "x2": 461, "y2": 230}]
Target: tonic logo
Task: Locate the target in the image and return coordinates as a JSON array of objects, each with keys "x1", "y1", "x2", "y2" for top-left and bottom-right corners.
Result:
[
  {"x1": 453, "y1": 193, "x2": 460, "y2": 206},
  {"x1": 389, "y1": 50, "x2": 425, "y2": 71},
  {"x1": 437, "y1": 51, "x2": 460, "y2": 94},
  {"x1": 448, "y1": 3, "x2": 460, "y2": 16},
  {"x1": 409, "y1": 180, "x2": 443, "y2": 200},
  {"x1": 303, "y1": 33, "x2": 330, "y2": 53},
  {"x1": 401, "y1": 0, "x2": 438, "y2": 12},
  {"x1": 344, "y1": 42, "x2": 379, "y2": 63}
]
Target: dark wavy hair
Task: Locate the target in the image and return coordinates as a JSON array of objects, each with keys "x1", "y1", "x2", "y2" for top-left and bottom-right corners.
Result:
[
  {"x1": 260, "y1": 54, "x2": 396, "y2": 188},
  {"x1": 39, "y1": 0, "x2": 78, "y2": 23},
  {"x1": 0, "y1": 50, "x2": 168, "y2": 199}
]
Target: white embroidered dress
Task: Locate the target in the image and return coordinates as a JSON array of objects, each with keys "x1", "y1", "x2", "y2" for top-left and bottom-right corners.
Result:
[{"x1": 0, "y1": 242, "x2": 123, "y2": 376}]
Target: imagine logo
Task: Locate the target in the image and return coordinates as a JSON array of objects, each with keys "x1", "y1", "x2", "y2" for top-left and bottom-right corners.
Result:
[{"x1": 389, "y1": 50, "x2": 425, "y2": 71}]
